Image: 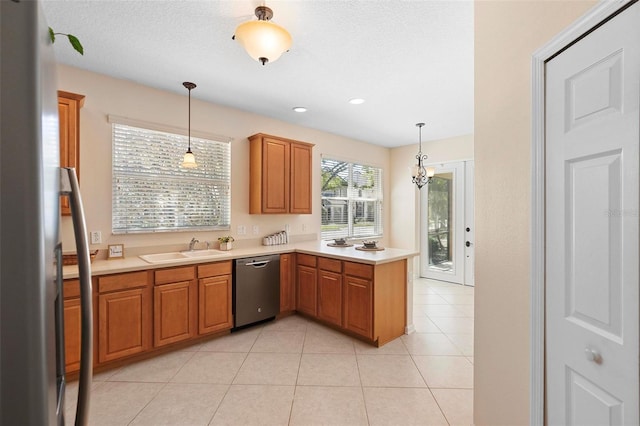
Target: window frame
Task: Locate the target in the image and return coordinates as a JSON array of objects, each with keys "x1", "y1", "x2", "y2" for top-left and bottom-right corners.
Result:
[
  {"x1": 110, "y1": 116, "x2": 231, "y2": 234},
  {"x1": 320, "y1": 156, "x2": 383, "y2": 240}
]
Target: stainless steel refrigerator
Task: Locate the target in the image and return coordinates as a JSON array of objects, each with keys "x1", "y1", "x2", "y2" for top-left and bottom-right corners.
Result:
[{"x1": 1, "y1": 1, "x2": 93, "y2": 425}]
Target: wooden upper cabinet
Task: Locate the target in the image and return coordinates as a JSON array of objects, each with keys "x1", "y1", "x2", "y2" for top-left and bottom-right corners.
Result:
[
  {"x1": 58, "y1": 91, "x2": 85, "y2": 216},
  {"x1": 249, "y1": 133, "x2": 314, "y2": 214},
  {"x1": 290, "y1": 142, "x2": 313, "y2": 214}
]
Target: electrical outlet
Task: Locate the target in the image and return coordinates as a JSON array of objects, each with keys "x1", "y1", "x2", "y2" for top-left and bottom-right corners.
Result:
[
  {"x1": 90, "y1": 231, "x2": 102, "y2": 244},
  {"x1": 302, "y1": 224, "x2": 308, "y2": 232},
  {"x1": 285, "y1": 224, "x2": 290, "y2": 233},
  {"x1": 252, "y1": 225, "x2": 260, "y2": 235},
  {"x1": 237, "y1": 225, "x2": 246, "y2": 235}
]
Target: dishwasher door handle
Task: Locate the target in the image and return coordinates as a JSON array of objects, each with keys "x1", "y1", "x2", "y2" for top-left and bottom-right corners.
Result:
[{"x1": 245, "y1": 260, "x2": 270, "y2": 268}]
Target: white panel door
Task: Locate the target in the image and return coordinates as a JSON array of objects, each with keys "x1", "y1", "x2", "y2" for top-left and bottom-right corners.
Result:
[{"x1": 545, "y1": 3, "x2": 639, "y2": 425}]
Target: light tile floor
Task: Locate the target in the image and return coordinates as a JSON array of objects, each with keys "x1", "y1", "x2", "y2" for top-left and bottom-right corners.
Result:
[{"x1": 65, "y1": 278, "x2": 473, "y2": 425}]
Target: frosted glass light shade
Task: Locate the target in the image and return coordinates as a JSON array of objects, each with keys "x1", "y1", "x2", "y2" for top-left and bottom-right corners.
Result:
[
  {"x1": 182, "y1": 150, "x2": 197, "y2": 168},
  {"x1": 234, "y1": 20, "x2": 292, "y2": 65}
]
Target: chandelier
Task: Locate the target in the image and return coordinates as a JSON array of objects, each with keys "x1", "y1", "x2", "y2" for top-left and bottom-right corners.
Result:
[
  {"x1": 233, "y1": 5, "x2": 292, "y2": 66},
  {"x1": 411, "y1": 123, "x2": 435, "y2": 189}
]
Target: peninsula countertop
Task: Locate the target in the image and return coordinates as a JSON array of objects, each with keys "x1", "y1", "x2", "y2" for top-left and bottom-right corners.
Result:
[{"x1": 63, "y1": 241, "x2": 418, "y2": 279}]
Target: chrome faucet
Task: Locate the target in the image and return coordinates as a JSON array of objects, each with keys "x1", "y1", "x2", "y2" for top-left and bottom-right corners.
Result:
[{"x1": 188, "y1": 237, "x2": 199, "y2": 251}]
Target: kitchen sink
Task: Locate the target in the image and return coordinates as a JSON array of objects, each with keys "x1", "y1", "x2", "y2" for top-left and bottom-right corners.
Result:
[
  {"x1": 182, "y1": 249, "x2": 224, "y2": 258},
  {"x1": 139, "y1": 249, "x2": 225, "y2": 264},
  {"x1": 139, "y1": 252, "x2": 188, "y2": 263}
]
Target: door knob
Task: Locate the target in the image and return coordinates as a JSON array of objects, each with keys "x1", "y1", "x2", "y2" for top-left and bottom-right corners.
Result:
[
  {"x1": 465, "y1": 241, "x2": 471, "y2": 247},
  {"x1": 584, "y1": 347, "x2": 602, "y2": 364}
]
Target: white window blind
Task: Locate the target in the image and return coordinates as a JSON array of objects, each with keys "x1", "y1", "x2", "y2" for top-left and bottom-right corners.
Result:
[
  {"x1": 321, "y1": 157, "x2": 383, "y2": 240},
  {"x1": 112, "y1": 122, "x2": 231, "y2": 234}
]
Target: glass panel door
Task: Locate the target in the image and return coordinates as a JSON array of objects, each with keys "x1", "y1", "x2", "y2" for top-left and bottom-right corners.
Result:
[{"x1": 420, "y1": 161, "x2": 472, "y2": 284}]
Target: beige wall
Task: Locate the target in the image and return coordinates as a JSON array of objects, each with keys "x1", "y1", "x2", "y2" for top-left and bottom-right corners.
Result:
[
  {"x1": 57, "y1": 65, "x2": 391, "y2": 252},
  {"x1": 389, "y1": 134, "x2": 473, "y2": 252},
  {"x1": 474, "y1": 1, "x2": 596, "y2": 424}
]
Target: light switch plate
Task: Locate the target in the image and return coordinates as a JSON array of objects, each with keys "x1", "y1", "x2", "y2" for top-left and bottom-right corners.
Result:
[
  {"x1": 237, "y1": 225, "x2": 246, "y2": 235},
  {"x1": 90, "y1": 231, "x2": 102, "y2": 244}
]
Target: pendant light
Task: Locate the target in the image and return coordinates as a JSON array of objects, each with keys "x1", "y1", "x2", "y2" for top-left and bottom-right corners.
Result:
[
  {"x1": 181, "y1": 82, "x2": 197, "y2": 168},
  {"x1": 233, "y1": 5, "x2": 292, "y2": 66},
  {"x1": 411, "y1": 123, "x2": 435, "y2": 189}
]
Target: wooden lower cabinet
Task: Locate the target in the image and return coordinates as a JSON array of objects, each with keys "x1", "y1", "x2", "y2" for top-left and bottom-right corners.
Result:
[
  {"x1": 317, "y1": 270, "x2": 343, "y2": 327},
  {"x1": 63, "y1": 295, "x2": 82, "y2": 373},
  {"x1": 279, "y1": 253, "x2": 295, "y2": 313},
  {"x1": 98, "y1": 286, "x2": 152, "y2": 363},
  {"x1": 343, "y1": 275, "x2": 373, "y2": 339},
  {"x1": 97, "y1": 271, "x2": 152, "y2": 363},
  {"x1": 295, "y1": 255, "x2": 406, "y2": 346},
  {"x1": 296, "y1": 264, "x2": 317, "y2": 316},
  {"x1": 198, "y1": 261, "x2": 233, "y2": 334},
  {"x1": 154, "y1": 280, "x2": 197, "y2": 347},
  {"x1": 153, "y1": 266, "x2": 197, "y2": 347}
]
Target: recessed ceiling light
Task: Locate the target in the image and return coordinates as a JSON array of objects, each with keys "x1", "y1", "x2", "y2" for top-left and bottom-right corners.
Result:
[
  {"x1": 293, "y1": 107, "x2": 307, "y2": 113},
  {"x1": 349, "y1": 98, "x2": 365, "y2": 105}
]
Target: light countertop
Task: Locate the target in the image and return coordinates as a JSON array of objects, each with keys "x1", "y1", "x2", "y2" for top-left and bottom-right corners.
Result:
[{"x1": 63, "y1": 241, "x2": 418, "y2": 279}]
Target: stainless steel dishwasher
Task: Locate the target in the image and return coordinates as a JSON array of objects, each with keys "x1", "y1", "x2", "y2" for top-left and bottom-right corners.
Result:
[{"x1": 233, "y1": 254, "x2": 280, "y2": 328}]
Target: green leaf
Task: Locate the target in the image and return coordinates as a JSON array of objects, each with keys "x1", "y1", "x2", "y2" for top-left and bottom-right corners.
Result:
[
  {"x1": 67, "y1": 34, "x2": 84, "y2": 55},
  {"x1": 48, "y1": 27, "x2": 55, "y2": 43}
]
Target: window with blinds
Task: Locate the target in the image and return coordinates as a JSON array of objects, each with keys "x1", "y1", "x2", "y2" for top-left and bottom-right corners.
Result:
[
  {"x1": 112, "y1": 122, "x2": 231, "y2": 234},
  {"x1": 320, "y1": 157, "x2": 383, "y2": 240}
]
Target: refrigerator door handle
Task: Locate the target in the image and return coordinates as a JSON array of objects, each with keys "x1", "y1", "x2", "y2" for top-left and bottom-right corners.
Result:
[{"x1": 60, "y1": 168, "x2": 93, "y2": 426}]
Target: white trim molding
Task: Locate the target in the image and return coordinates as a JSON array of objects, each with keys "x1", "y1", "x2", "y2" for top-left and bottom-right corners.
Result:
[{"x1": 530, "y1": 1, "x2": 633, "y2": 424}]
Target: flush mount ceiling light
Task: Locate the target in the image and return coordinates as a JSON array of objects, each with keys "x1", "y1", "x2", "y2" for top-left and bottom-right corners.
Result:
[
  {"x1": 411, "y1": 123, "x2": 435, "y2": 189},
  {"x1": 233, "y1": 5, "x2": 292, "y2": 66},
  {"x1": 292, "y1": 107, "x2": 307, "y2": 113},
  {"x1": 181, "y1": 82, "x2": 197, "y2": 168},
  {"x1": 349, "y1": 98, "x2": 365, "y2": 105}
]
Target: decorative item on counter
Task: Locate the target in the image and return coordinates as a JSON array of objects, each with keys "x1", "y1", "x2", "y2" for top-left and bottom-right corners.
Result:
[
  {"x1": 327, "y1": 237, "x2": 354, "y2": 248},
  {"x1": 218, "y1": 236, "x2": 234, "y2": 251},
  {"x1": 262, "y1": 230, "x2": 289, "y2": 246},
  {"x1": 62, "y1": 250, "x2": 99, "y2": 265},
  {"x1": 356, "y1": 240, "x2": 385, "y2": 252},
  {"x1": 362, "y1": 240, "x2": 378, "y2": 248},
  {"x1": 107, "y1": 244, "x2": 125, "y2": 259}
]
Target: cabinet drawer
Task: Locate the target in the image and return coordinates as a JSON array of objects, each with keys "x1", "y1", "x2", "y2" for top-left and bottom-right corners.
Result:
[
  {"x1": 198, "y1": 260, "x2": 232, "y2": 278},
  {"x1": 63, "y1": 279, "x2": 81, "y2": 299},
  {"x1": 318, "y1": 257, "x2": 342, "y2": 273},
  {"x1": 297, "y1": 253, "x2": 317, "y2": 267},
  {"x1": 343, "y1": 262, "x2": 374, "y2": 280},
  {"x1": 155, "y1": 266, "x2": 195, "y2": 285},
  {"x1": 98, "y1": 271, "x2": 148, "y2": 293}
]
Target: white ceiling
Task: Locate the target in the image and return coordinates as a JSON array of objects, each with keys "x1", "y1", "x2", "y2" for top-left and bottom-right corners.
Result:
[{"x1": 42, "y1": 0, "x2": 474, "y2": 148}]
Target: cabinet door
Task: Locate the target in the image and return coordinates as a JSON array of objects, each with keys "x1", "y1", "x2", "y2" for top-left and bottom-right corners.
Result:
[
  {"x1": 199, "y1": 275, "x2": 232, "y2": 334},
  {"x1": 262, "y1": 137, "x2": 290, "y2": 213},
  {"x1": 318, "y1": 270, "x2": 343, "y2": 326},
  {"x1": 153, "y1": 280, "x2": 197, "y2": 347},
  {"x1": 290, "y1": 142, "x2": 312, "y2": 214},
  {"x1": 344, "y1": 275, "x2": 373, "y2": 339},
  {"x1": 296, "y1": 265, "x2": 317, "y2": 317},
  {"x1": 63, "y1": 297, "x2": 82, "y2": 373},
  {"x1": 98, "y1": 287, "x2": 151, "y2": 363},
  {"x1": 280, "y1": 253, "x2": 295, "y2": 313},
  {"x1": 58, "y1": 91, "x2": 84, "y2": 216}
]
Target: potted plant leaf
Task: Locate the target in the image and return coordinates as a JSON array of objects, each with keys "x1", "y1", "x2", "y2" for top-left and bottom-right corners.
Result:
[{"x1": 218, "y1": 236, "x2": 234, "y2": 251}]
